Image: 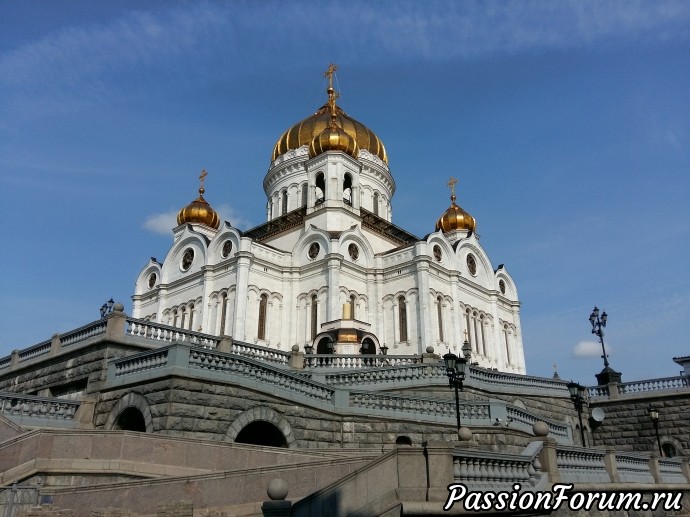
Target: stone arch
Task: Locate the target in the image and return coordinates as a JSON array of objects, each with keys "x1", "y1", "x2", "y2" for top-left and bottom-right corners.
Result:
[
  {"x1": 225, "y1": 406, "x2": 296, "y2": 448},
  {"x1": 104, "y1": 392, "x2": 153, "y2": 433}
]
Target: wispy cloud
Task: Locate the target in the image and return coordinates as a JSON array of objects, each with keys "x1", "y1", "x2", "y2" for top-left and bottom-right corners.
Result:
[
  {"x1": 573, "y1": 340, "x2": 611, "y2": 358},
  {"x1": 2, "y1": 0, "x2": 688, "y2": 106},
  {"x1": 143, "y1": 204, "x2": 251, "y2": 235}
]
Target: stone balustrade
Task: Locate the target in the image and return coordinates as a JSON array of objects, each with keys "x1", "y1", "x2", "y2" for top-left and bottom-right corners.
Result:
[
  {"x1": 587, "y1": 385, "x2": 609, "y2": 398},
  {"x1": 468, "y1": 367, "x2": 569, "y2": 397},
  {"x1": 304, "y1": 354, "x2": 421, "y2": 369},
  {"x1": 555, "y1": 445, "x2": 610, "y2": 483},
  {"x1": 188, "y1": 348, "x2": 333, "y2": 403},
  {"x1": 230, "y1": 341, "x2": 290, "y2": 366},
  {"x1": 126, "y1": 318, "x2": 219, "y2": 349},
  {"x1": 618, "y1": 376, "x2": 689, "y2": 394},
  {"x1": 0, "y1": 392, "x2": 80, "y2": 422},
  {"x1": 506, "y1": 405, "x2": 570, "y2": 441},
  {"x1": 454, "y1": 448, "x2": 543, "y2": 489},
  {"x1": 113, "y1": 349, "x2": 169, "y2": 377},
  {"x1": 615, "y1": 452, "x2": 655, "y2": 483},
  {"x1": 323, "y1": 363, "x2": 445, "y2": 387},
  {"x1": 350, "y1": 392, "x2": 490, "y2": 422},
  {"x1": 658, "y1": 457, "x2": 688, "y2": 484},
  {"x1": 17, "y1": 339, "x2": 52, "y2": 362},
  {"x1": 60, "y1": 319, "x2": 108, "y2": 347}
]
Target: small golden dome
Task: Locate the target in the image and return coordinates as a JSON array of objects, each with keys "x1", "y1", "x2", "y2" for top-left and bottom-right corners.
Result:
[
  {"x1": 308, "y1": 122, "x2": 359, "y2": 159},
  {"x1": 436, "y1": 194, "x2": 476, "y2": 233},
  {"x1": 178, "y1": 171, "x2": 220, "y2": 229},
  {"x1": 272, "y1": 65, "x2": 387, "y2": 164}
]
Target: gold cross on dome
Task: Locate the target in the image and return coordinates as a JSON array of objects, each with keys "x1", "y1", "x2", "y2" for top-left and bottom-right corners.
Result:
[
  {"x1": 447, "y1": 177, "x2": 458, "y2": 197},
  {"x1": 324, "y1": 63, "x2": 338, "y2": 89},
  {"x1": 463, "y1": 329, "x2": 469, "y2": 341},
  {"x1": 199, "y1": 169, "x2": 208, "y2": 189}
]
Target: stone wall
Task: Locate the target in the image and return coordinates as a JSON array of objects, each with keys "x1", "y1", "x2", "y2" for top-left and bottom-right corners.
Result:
[
  {"x1": 590, "y1": 391, "x2": 690, "y2": 454},
  {"x1": 95, "y1": 377, "x2": 540, "y2": 451}
]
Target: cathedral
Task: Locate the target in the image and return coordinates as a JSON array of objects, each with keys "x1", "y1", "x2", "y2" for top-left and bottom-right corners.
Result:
[{"x1": 132, "y1": 66, "x2": 526, "y2": 374}]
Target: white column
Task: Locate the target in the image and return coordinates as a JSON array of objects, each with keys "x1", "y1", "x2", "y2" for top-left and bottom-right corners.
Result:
[{"x1": 233, "y1": 254, "x2": 251, "y2": 341}]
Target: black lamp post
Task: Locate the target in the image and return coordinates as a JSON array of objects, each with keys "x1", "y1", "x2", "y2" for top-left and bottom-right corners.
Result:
[
  {"x1": 380, "y1": 343, "x2": 389, "y2": 355},
  {"x1": 650, "y1": 408, "x2": 662, "y2": 456},
  {"x1": 589, "y1": 306, "x2": 622, "y2": 385},
  {"x1": 304, "y1": 343, "x2": 313, "y2": 355},
  {"x1": 567, "y1": 381, "x2": 587, "y2": 447},
  {"x1": 443, "y1": 352, "x2": 468, "y2": 432},
  {"x1": 100, "y1": 298, "x2": 115, "y2": 319}
]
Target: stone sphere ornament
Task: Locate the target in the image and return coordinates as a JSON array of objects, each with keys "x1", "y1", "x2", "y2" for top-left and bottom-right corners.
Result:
[
  {"x1": 533, "y1": 421, "x2": 549, "y2": 437},
  {"x1": 458, "y1": 427, "x2": 473, "y2": 441},
  {"x1": 267, "y1": 478, "x2": 288, "y2": 500}
]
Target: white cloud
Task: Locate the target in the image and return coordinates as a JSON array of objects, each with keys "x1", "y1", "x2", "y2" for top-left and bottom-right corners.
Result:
[
  {"x1": 143, "y1": 210, "x2": 178, "y2": 235},
  {"x1": 573, "y1": 340, "x2": 613, "y2": 358},
  {"x1": 142, "y1": 204, "x2": 252, "y2": 235}
]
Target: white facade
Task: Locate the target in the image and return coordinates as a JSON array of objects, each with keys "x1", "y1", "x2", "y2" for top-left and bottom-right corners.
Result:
[{"x1": 132, "y1": 97, "x2": 526, "y2": 374}]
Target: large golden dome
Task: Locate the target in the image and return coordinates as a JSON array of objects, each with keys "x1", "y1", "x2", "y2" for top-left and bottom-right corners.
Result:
[
  {"x1": 177, "y1": 170, "x2": 220, "y2": 229},
  {"x1": 272, "y1": 67, "x2": 388, "y2": 164}
]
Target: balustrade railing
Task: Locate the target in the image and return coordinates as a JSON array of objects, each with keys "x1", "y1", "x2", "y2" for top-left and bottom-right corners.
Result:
[
  {"x1": 304, "y1": 354, "x2": 421, "y2": 369},
  {"x1": 658, "y1": 457, "x2": 688, "y2": 484},
  {"x1": 324, "y1": 363, "x2": 445, "y2": 387},
  {"x1": 113, "y1": 349, "x2": 169, "y2": 377},
  {"x1": 18, "y1": 339, "x2": 52, "y2": 363},
  {"x1": 454, "y1": 448, "x2": 543, "y2": 489},
  {"x1": 587, "y1": 385, "x2": 609, "y2": 398},
  {"x1": 555, "y1": 446, "x2": 609, "y2": 483},
  {"x1": 0, "y1": 356, "x2": 10, "y2": 370},
  {"x1": 350, "y1": 392, "x2": 490, "y2": 421},
  {"x1": 0, "y1": 392, "x2": 80, "y2": 421},
  {"x1": 59, "y1": 319, "x2": 107, "y2": 347},
  {"x1": 231, "y1": 342, "x2": 290, "y2": 365},
  {"x1": 506, "y1": 405, "x2": 569, "y2": 440},
  {"x1": 618, "y1": 376, "x2": 688, "y2": 394},
  {"x1": 126, "y1": 318, "x2": 220, "y2": 349},
  {"x1": 615, "y1": 453, "x2": 655, "y2": 484},
  {"x1": 468, "y1": 367, "x2": 569, "y2": 396},
  {"x1": 189, "y1": 349, "x2": 333, "y2": 402}
]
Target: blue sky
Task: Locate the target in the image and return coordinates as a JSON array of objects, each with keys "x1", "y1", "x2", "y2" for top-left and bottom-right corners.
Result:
[{"x1": 1, "y1": 0, "x2": 689, "y2": 384}]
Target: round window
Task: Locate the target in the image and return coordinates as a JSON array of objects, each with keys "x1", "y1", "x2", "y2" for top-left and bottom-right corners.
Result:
[
  {"x1": 148, "y1": 273, "x2": 157, "y2": 289},
  {"x1": 466, "y1": 254, "x2": 477, "y2": 276},
  {"x1": 348, "y1": 243, "x2": 359, "y2": 260},
  {"x1": 181, "y1": 248, "x2": 194, "y2": 271},
  {"x1": 308, "y1": 242, "x2": 320, "y2": 259},
  {"x1": 221, "y1": 240, "x2": 233, "y2": 258},
  {"x1": 433, "y1": 245, "x2": 442, "y2": 262}
]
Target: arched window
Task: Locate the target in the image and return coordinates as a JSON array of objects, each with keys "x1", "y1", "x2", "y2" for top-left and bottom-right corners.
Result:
[
  {"x1": 374, "y1": 192, "x2": 380, "y2": 216},
  {"x1": 504, "y1": 324, "x2": 511, "y2": 364},
  {"x1": 188, "y1": 303, "x2": 195, "y2": 331},
  {"x1": 258, "y1": 294, "x2": 268, "y2": 340},
  {"x1": 219, "y1": 293, "x2": 228, "y2": 335},
  {"x1": 480, "y1": 314, "x2": 487, "y2": 355},
  {"x1": 662, "y1": 443, "x2": 677, "y2": 458},
  {"x1": 398, "y1": 296, "x2": 408, "y2": 342},
  {"x1": 172, "y1": 309, "x2": 178, "y2": 328},
  {"x1": 437, "y1": 296, "x2": 444, "y2": 343},
  {"x1": 315, "y1": 173, "x2": 325, "y2": 204},
  {"x1": 343, "y1": 174, "x2": 352, "y2": 205},
  {"x1": 465, "y1": 309, "x2": 472, "y2": 351},
  {"x1": 301, "y1": 183, "x2": 308, "y2": 207},
  {"x1": 310, "y1": 295, "x2": 318, "y2": 340},
  {"x1": 281, "y1": 190, "x2": 288, "y2": 215},
  {"x1": 180, "y1": 307, "x2": 187, "y2": 329},
  {"x1": 350, "y1": 294, "x2": 356, "y2": 320}
]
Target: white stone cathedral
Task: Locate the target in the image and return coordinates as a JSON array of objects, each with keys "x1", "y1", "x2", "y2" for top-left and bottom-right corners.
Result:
[{"x1": 132, "y1": 67, "x2": 526, "y2": 374}]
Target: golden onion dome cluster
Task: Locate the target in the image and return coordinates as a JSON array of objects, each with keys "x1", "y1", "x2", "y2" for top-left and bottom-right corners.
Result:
[
  {"x1": 436, "y1": 195, "x2": 476, "y2": 233},
  {"x1": 177, "y1": 187, "x2": 220, "y2": 229},
  {"x1": 272, "y1": 103, "x2": 387, "y2": 165}
]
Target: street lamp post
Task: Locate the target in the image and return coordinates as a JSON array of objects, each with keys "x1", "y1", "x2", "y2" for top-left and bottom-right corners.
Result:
[
  {"x1": 567, "y1": 381, "x2": 587, "y2": 447},
  {"x1": 589, "y1": 306, "x2": 622, "y2": 385},
  {"x1": 99, "y1": 298, "x2": 115, "y2": 319},
  {"x1": 650, "y1": 409, "x2": 662, "y2": 456},
  {"x1": 443, "y1": 352, "x2": 468, "y2": 432}
]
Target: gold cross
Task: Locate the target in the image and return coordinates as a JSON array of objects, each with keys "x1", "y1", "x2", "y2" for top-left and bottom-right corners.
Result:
[
  {"x1": 553, "y1": 362, "x2": 558, "y2": 373},
  {"x1": 199, "y1": 169, "x2": 208, "y2": 189},
  {"x1": 463, "y1": 329, "x2": 469, "y2": 341},
  {"x1": 447, "y1": 177, "x2": 458, "y2": 197},
  {"x1": 324, "y1": 63, "x2": 338, "y2": 89}
]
